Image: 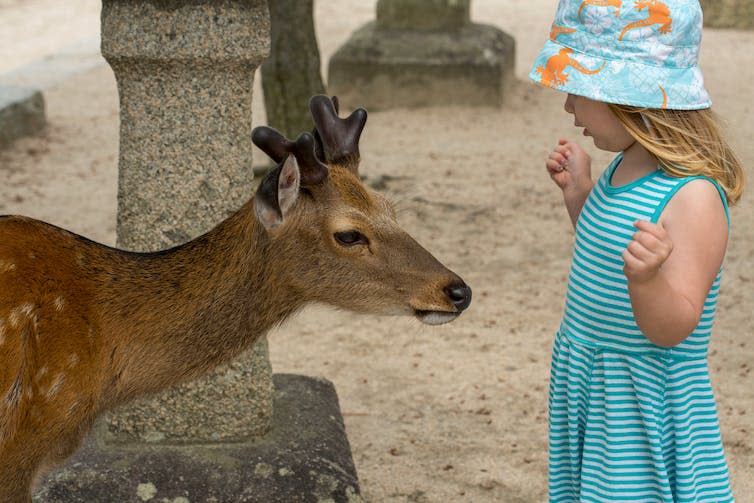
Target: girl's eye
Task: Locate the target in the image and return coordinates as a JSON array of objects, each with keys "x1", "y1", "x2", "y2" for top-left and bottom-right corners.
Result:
[{"x1": 334, "y1": 231, "x2": 368, "y2": 247}]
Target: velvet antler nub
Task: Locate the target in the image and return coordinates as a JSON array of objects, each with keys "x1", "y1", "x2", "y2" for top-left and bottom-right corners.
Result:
[
  {"x1": 252, "y1": 126, "x2": 293, "y2": 165},
  {"x1": 309, "y1": 95, "x2": 367, "y2": 173},
  {"x1": 252, "y1": 126, "x2": 328, "y2": 186}
]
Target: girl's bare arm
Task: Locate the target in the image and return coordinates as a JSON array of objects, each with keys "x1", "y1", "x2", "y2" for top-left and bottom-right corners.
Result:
[{"x1": 624, "y1": 179, "x2": 728, "y2": 347}]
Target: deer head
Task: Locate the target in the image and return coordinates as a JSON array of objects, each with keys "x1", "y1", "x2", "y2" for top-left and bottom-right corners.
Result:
[{"x1": 251, "y1": 95, "x2": 471, "y2": 325}]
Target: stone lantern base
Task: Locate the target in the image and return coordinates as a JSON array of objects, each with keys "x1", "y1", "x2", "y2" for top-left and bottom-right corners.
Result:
[
  {"x1": 328, "y1": 21, "x2": 516, "y2": 110},
  {"x1": 700, "y1": 0, "x2": 754, "y2": 29},
  {"x1": 33, "y1": 375, "x2": 362, "y2": 503}
]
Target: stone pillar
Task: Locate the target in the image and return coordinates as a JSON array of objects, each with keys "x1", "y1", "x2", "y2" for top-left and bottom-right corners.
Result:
[
  {"x1": 700, "y1": 0, "x2": 754, "y2": 29},
  {"x1": 328, "y1": 0, "x2": 515, "y2": 110},
  {"x1": 100, "y1": 0, "x2": 273, "y2": 444}
]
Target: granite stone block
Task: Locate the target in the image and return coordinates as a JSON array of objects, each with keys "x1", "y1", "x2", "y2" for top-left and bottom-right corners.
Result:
[
  {"x1": 329, "y1": 20, "x2": 516, "y2": 110},
  {"x1": 377, "y1": 0, "x2": 471, "y2": 31},
  {"x1": 34, "y1": 374, "x2": 363, "y2": 503},
  {"x1": 700, "y1": 0, "x2": 754, "y2": 29}
]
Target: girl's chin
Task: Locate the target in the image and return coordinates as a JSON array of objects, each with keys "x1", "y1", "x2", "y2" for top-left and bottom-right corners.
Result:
[
  {"x1": 590, "y1": 137, "x2": 608, "y2": 151},
  {"x1": 592, "y1": 139, "x2": 624, "y2": 153}
]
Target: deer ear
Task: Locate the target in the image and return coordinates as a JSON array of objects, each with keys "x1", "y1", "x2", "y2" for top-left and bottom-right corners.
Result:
[
  {"x1": 277, "y1": 155, "x2": 301, "y2": 216},
  {"x1": 253, "y1": 155, "x2": 301, "y2": 230}
]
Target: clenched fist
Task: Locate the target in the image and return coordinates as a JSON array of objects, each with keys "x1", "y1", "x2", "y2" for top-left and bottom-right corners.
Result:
[
  {"x1": 545, "y1": 138, "x2": 592, "y2": 196},
  {"x1": 622, "y1": 220, "x2": 674, "y2": 284}
]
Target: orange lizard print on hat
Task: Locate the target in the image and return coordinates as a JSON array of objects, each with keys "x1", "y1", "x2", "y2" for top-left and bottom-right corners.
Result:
[
  {"x1": 536, "y1": 48, "x2": 607, "y2": 88},
  {"x1": 619, "y1": 0, "x2": 672, "y2": 40},
  {"x1": 578, "y1": 0, "x2": 622, "y2": 21},
  {"x1": 659, "y1": 84, "x2": 668, "y2": 108},
  {"x1": 529, "y1": 0, "x2": 710, "y2": 109},
  {"x1": 550, "y1": 24, "x2": 577, "y2": 41}
]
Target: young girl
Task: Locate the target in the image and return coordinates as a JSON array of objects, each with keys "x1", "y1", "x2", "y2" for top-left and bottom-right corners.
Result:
[{"x1": 529, "y1": 0, "x2": 744, "y2": 501}]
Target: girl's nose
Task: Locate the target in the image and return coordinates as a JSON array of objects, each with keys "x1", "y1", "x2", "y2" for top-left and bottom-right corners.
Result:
[{"x1": 564, "y1": 94, "x2": 575, "y2": 114}]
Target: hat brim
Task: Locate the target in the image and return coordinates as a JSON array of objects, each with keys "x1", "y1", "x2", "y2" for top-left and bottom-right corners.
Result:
[{"x1": 528, "y1": 39, "x2": 711, "y2": 110}]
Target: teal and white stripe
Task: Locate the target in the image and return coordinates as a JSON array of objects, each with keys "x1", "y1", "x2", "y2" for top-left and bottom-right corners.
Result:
[{"x1": 549, "y1": 153, "x2": 734, "y2": 502}]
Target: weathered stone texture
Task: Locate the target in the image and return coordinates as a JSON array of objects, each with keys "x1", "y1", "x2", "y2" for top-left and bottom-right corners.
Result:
[
  {"x1": 0, "y1": 86, "x2": 45, "y2": 147},
  {"x1": 377, "y1": 0, "x2": 471, "y2": 31},
  {"x1": 700, "y1": 0, "x2": 754, "y2": 29},
  {"x1": 35, "y1": 375, "x2": 363, "y2": 503},
  {"x1": 0, "y1": 37, "x2": 101, "y2": 148},
  {"x1": 328, "y1": 0, "x2": 515, "y2": 110}
]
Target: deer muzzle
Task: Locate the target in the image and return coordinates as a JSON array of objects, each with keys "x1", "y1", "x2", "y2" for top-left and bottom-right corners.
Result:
[{"x1": 412, "y1": 279, "x2": 472, "y2": 325}]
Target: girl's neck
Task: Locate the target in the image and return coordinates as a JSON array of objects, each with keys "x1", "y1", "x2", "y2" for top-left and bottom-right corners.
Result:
[{"x1": 613, "y1": 141, "x2": 658, "y2": 186}]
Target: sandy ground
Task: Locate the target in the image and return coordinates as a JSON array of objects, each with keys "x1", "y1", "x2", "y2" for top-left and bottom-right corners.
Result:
[{"x1": 1, "y1": 1, "x2": 753, "y2": 501}]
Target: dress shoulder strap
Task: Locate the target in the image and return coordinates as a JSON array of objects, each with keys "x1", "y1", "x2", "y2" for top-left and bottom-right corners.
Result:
[{"x1": 650, "y1": 174, "x2": 730, "y2": 229}]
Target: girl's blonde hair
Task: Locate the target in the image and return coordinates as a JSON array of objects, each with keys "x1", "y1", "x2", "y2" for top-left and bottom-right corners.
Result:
[{"x1": 608, "y1": 105, "x2": 745, "y2": 205}]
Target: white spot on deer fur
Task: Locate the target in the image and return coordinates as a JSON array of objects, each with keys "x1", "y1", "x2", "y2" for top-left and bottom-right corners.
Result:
[
  {"x1": 54, "y1": 296, "x2": 65, "y2": 312},
  {"x1": 9, "y1": 303, "x2": 35, "y2": 328},
  {"x1": 136, "y1": 482, "x2": 157, "y2": 501},
  {"x1": 47, "y1": 373, "x2": 65, "y2": 399},
  {"x1": 69, "y1": 353, "x2": 79, "y2": 367},
  {"x1": 20, "y1": 303, "x2": 34, "y2": 317},
  {"x1": 35, "y1": 366, "x2": 49, "y2": 382},
  {"x1": 0, "y1": 259, "x2": 16, "y2": 273},
  {"x1": 8, "y1": 309, "x2": 21, "y2": 328}
]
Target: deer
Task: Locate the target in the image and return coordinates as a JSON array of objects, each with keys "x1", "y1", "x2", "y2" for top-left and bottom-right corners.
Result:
[{"x1": 0, "y1": 95, "x2": 471, "y2": 502}]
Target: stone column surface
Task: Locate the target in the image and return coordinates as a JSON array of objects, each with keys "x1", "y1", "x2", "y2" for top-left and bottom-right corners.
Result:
[
  {"x1": 700, "y1": 0, "x2": 754, "y2": 29},
  {"x1": 100, "y1": 0, "x2": 273, "y2": 444},
  {"x1": 328, "y1": 0, "x2": 515, "y2": 110}
]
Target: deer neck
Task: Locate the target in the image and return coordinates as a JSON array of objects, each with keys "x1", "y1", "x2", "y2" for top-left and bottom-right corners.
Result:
[{"x1": 100, "y1": 199, "x2": 305, "y2": 399}]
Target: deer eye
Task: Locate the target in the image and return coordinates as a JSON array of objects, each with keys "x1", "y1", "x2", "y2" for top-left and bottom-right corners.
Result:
[{"x1": 334, "y1": 230, "x2": 368, "y2": 247}]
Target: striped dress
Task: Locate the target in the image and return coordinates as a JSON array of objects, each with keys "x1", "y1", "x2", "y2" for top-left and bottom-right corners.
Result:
[{"x1": 549, "y1": 153, "x2": 734, "y2": 502}]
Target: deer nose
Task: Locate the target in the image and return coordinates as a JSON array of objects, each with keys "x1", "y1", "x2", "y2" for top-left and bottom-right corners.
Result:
[{"x1": 445, "y1": 282, "x2": 472, "y2": 312}]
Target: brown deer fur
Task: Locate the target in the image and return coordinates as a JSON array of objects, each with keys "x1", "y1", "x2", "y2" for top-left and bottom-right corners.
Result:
[{"x1": 0, "y1": 151, "x2": 470, "y2": 501}]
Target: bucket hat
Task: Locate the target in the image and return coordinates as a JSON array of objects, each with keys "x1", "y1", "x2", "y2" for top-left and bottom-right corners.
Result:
[{"x1": 528, "y1": 0, "x2": 711, "y2": 109}]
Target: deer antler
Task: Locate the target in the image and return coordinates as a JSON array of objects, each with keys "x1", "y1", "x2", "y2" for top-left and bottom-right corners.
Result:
[
  {"x1": 251, "y1": 127, "x2": 328, "y2": 186},
  {"x1": 309, "y1": 95, "x2": 367, "y2": 174},
  {"x1": 312, "y1": 95, "x2": 339, "y2": 163}
]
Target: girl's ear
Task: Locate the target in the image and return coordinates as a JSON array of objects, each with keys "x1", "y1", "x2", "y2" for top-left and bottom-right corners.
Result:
[{"x1": 253, "y1": 155, "x2": 301, "y2": 230}]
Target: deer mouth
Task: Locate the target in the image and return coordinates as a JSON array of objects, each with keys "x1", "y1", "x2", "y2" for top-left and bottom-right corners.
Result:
[{"x1": 413, "y1": 309, "x2": 460, "y2": 326}]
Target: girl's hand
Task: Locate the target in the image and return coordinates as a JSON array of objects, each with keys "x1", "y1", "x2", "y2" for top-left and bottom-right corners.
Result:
[
  {"x1": 622, "y1": 220, "x2": 674, "y2": 284},
  {"x1": 545, "y1": 138, "x2": 592, "y2": 195}
]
